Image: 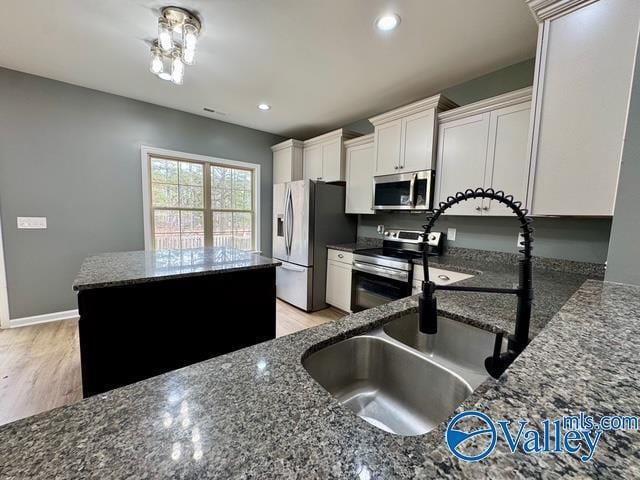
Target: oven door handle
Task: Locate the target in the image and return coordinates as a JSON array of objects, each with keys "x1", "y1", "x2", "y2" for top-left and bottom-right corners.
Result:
[{"x1": 352, "y1": 261, "x2": 409, "y2": 282}]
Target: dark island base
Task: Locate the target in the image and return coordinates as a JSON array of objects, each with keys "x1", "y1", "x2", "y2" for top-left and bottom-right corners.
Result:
[{"x1": 78, "y1": 267, "x2": 276, "y2": 397}]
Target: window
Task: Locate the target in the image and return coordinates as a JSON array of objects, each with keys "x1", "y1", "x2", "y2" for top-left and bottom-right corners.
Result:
[{"x1": 144, "y1": 148, "x2": 259, "y2": 252}]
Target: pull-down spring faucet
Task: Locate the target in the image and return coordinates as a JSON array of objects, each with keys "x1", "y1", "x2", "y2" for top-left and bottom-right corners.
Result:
[{"x1": 419, "y1": 188, "x2": 534, "y2": 378}]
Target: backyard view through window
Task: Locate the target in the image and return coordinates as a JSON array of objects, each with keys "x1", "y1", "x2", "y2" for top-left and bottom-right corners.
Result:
[{"x1": 150, "y1": 156, "x2": 255, "y2": 251}]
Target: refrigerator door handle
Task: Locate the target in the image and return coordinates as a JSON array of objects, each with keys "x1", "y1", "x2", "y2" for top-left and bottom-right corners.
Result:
[
  {"x1": 286, "y1": 186, "x2": 294, "y2": 255},
  {"x1": 283, "y1": 185, "x2": 291, "y2": 256}
]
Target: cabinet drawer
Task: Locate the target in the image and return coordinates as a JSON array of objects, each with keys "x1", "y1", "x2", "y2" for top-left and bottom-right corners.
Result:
[{"x1": 327, "y1": 249, "x2": 353, "y2": 265}]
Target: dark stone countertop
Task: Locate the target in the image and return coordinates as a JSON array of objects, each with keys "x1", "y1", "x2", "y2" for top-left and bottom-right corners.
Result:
[
  {"x1": 414, "y1": 255, "x2": 590, "y2": 336},
  {"x1": 72, "y1": 247, "x2": 281, "y2": 291},
  {"x1": 2, "y1": 256, "x2": 639, "y2": 478}
]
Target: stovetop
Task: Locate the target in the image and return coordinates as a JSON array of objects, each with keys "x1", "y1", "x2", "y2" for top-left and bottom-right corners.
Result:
[{"x1": 354, "y1": 247, "x2": 437, "y2": 263}]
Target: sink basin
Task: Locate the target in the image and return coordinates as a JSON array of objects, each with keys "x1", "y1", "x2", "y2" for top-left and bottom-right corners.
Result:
[
  {"x1": 384, "y1": 314, "x2": 506, "y2": 388},
  {"x1": 303, "y1": 335, "x2": 473, "y2": 436}
]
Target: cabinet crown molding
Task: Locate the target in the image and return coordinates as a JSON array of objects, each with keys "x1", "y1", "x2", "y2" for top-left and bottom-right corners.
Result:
[
  {"x1": 303, "y1": 128, "x2": 360, "y2": 147},
  {"x1": 369, "y1": 94, "x2": 458, "y2": 126},
  {"x1": 270, "y1": 139, "x2": 304, "y2": 152},
  {"x1": 344, "y1": 133, "x2": 374, "y2": 147},
  {"x1": 438, "y1": 87, "x2": 533, "y2": 123},
  {"x1": 526, "y1": 0, "x2": 599, "y2": 22}
]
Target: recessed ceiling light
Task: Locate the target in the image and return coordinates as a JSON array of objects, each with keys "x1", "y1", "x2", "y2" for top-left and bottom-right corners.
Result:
[
  {"x1": 258, "y1": 103, "x2": 271, "y2": 111},
  {"x1": 376, "y1": 14, "x2": 401, "y2": 31}
]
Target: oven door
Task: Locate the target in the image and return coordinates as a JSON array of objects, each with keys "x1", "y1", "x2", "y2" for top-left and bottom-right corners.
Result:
[{"x1": 351, "y1": 262, "x2": 411, "y2": 312}]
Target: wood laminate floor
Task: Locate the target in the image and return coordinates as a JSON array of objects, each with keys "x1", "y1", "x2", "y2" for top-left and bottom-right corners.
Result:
[{"x1": 0, "y1": 300, "x2": 345, "y2": 426}]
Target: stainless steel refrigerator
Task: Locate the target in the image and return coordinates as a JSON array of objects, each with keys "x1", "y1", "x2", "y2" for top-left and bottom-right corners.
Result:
[{"x1": 273, "y1": 180, "x2": 357, "y2": 311}]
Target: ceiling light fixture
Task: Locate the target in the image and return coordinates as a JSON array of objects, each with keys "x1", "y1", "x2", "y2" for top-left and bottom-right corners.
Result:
[
  {"x1": 150, "y1": 7, "x2": 201, "y2": 85},
  {"x1": 375, "y1": 14, "x2": 401, "y2": 31},
  {"x1": 258, "y1": 103, "x2": 271, "y2": 111}
]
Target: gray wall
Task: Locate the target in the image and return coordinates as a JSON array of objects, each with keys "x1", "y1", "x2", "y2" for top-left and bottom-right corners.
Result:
[
  {"x1": 345, "y1": 58, "x2": 536, "y2": 134},
  {"x1": 351, "y1": 58, "x2": 612, "y2": 264},
  {"x1": 0, "y1": 67, "x2": 284, "y2": 318},
  {"x1": 359, "y1": 214, "x2": 612, "y2": 264},
  {"x1": 606, "y1": 43, "x2": 640, "y2": 285}
]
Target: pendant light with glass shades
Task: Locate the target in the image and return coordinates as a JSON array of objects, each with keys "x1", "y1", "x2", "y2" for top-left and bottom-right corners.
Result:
[{"x1": 150, "y1": 7, "x2": 201, "y2": 85}]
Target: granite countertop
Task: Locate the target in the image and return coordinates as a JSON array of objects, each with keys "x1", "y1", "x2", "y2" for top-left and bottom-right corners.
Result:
[
  {"x1": 72, "y1": 247, "x2": 281, "y2": 291},
  {"x1": 3, "y1": 256, "x2": 639, "y2": 478},
  {"x1": 414, "y1": 254, "x2": 590, "y2": 336}
]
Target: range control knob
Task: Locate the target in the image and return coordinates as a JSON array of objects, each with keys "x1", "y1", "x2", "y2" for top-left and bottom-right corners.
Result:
[
  {"x1": 384, "y1": 231, "x2": 390, "y2": 236},
  {"x1": 392, "y1": 232, "x2": 398, "y2": 237}
]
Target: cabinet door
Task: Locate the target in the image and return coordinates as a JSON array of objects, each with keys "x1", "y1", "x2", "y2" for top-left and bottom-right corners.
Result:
[
  {"x1": 484, "y1": 102, "x2": 532, "y2": 216},
  {"x1": 321, "y1": 139, "x2": 343, "y2": 182},
  {"x1": 345, "y1": 143, "x2": 374, "y2": 214},
  {"x1": 402, "y1": 110, "x2": 436, "y2": 173},
  {"x1": 374, "y1": 119, "x2": 402, "y2": 176},
  {"x1": 326, "y1": 260, "x2": 352, "y2": 312},
  {"x1": 529, "y1": 0, "x2": 639, "y2": 215},
  {"x1": 303, "y1": 145, "x2": 323, "y2": 181},
  {"x1": 435, "y1": 113, "x2": 490, "y2": 215},
  {"x1": 273, "y1": 148, "x2": 292, "y2": 184}
]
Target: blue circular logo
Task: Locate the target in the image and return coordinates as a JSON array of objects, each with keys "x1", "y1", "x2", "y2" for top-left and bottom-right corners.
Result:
[{"x1": 446, "y1": 411, "x2": 497, "y2": 462}]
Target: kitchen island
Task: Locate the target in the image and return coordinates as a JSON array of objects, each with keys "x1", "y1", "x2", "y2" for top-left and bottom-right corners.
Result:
[
  {"x1": 72, "y1": 247, "x2": 280, "y2": 397},
  {"x1": 2, "y1": 253, "x2": 639, "y2": 478}
]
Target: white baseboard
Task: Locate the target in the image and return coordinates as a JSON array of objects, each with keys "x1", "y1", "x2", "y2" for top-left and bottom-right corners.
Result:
[{"x1": 8, "y1": 309, "x2": 79, "y2": 328}]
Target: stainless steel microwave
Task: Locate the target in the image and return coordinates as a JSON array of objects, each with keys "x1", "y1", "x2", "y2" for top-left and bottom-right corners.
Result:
[{"x1": 372, "y1": 170, "x2": 435, "y2": 211}]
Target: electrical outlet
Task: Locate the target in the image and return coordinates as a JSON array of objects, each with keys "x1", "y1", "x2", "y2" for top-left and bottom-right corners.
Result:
[
  {"x1": 517, "y1": 233, "x2": 525, "y2": 248},
  {"x1": 447, "y1": 228, "x2": 456, "y2": 241},
  {"x1": 377, "y1": 225, "x2": 385, "y2": 234},
  {"x1": 17, "y1": 217, "x2": 47, "y2": 229}
]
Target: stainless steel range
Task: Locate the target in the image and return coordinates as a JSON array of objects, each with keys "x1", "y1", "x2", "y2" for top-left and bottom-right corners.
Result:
[{"x1": 351, "y1": 229, "x2": 443, "y2": 312}]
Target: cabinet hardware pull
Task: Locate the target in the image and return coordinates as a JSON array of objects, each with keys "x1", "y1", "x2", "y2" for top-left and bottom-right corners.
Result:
[
  {"x1": 475, "y1": 206, "x2": 481, "y2": 211},
  {"x1": 482, "y1": 206, "x2": 489, "y2": 211},
  {"x1": 338, "y1": 254, "x2": 343, "y2": 258},
  {"x1": 394, "y1": 166, "x2": 399, "y2": 170}
]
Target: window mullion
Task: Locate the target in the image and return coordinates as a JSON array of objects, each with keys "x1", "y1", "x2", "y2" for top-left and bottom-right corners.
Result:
[{"x1": 204, "y1": 164, "x2": 213, "y2": 247}]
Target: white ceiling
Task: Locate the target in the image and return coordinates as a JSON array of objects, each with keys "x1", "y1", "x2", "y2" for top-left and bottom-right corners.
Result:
[{"x1": 0, "y1": 1, "x2": 537, "y2": 139}]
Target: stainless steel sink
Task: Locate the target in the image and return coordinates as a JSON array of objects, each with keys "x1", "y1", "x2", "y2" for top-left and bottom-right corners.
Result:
[
  {"x1": 302, "y1": 315, "x2": 504, "y2": 436},
  {"x1": 303, "y1": 333, "x2": 473, "y2": 436},
  {"x1": 383, "y1": 314, "x2": 507, "y2": 388}
]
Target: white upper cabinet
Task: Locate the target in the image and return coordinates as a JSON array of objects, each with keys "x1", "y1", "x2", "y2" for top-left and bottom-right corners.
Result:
[
  {"x1": 344, "y1": 134, "x2": 375, "y2": 214},
  {"x1": 302, "y1": 129, "x2": 359, "y2": 182},
  {"x1": 525, "y1": 0, "x2": 640, "y2": 216},
  {"x1": 402, "y1": 109, "x2": 437, "y2": 173},
  {"x1": 436, "y1": 113, "x2": 491, "y2": 215},
  {"x1": 372, "y1": 119, "x2": 402, "y2": 176},
  {"x1": 370, "y1": 94, "x2": 457, "y2": 176},
  {"x1": 271, "y1": 139, "x2": 303, "y2": 184},
  {"x1": 484, "y1": 102, "x2": 532, "y2": 216},
  {"x1": 435, "y1": 88, "x2": 533, "y2": 216},
  {"x1": 303, "y1": 145, "x2": 323, "y2": 181}
]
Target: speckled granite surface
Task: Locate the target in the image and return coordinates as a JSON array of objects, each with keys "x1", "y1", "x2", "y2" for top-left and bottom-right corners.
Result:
[
  {"x1": 339, "y1": 237, "x2": 606, "y2": 277},
  {"x1": 73, "y1": 247, "x2": 281, "y2": 291},
  {"x1": 3, "y1": 270, "x2": 638, "y2": 477},
  {"x1": 326, "y1": 237, "x2": 382, "y2": 252},
  {"x1": 414, "y1": 255, "x2": 589, "y2": 336}
]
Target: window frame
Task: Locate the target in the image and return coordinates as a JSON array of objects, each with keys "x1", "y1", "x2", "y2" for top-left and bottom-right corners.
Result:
[{"x1": 141, "y1": 146, "x2": 261, "y2": 253}]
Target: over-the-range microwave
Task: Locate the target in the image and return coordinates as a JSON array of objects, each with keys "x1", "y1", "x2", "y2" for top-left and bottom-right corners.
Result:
[{"x1": 372, "y1": 169, "x2": 435, "y2": 211}]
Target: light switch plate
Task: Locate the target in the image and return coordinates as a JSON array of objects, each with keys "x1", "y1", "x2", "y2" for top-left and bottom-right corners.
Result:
[
  {"x1": 517, "y1": 233, "x2": 525, "y2": 248},
  {"x1": 447, "y1": 228, "x2": 456, "y2": 241},
  {"x1": 377, "y1": 225, "x2": 385, "y2": 234},
  {"x1": 17, "y1": 217, "x2": 47, "y2": 229}
]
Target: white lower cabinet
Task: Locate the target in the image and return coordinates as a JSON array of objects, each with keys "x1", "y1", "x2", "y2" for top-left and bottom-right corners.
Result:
[{"x1": 325, "y1": 249, "x2": 352, "y2": 312}]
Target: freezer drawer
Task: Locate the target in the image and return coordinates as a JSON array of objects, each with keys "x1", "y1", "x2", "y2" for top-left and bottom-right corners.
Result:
[{"x1": 276, "y1": 261, "x2": 313, "y2": 311}]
